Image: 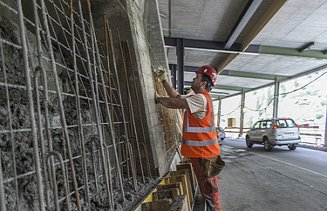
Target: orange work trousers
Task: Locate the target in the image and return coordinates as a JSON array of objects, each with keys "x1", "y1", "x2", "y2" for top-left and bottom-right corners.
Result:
[{"x1": 191, "y1": 158, "x2": 222, "y2": 211}]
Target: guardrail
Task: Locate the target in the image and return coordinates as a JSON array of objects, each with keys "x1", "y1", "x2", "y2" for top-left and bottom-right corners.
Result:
[{"x1": 223, "y1": 127, "x2": 324, "y2": 146}]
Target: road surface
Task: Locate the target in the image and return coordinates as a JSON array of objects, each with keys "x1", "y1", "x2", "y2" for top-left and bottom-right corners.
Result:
[{"x1": 217, "y1": 138, "x2": 327, "y2": 211}]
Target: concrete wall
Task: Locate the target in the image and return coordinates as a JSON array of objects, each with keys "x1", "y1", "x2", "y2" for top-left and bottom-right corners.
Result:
[{"x1": 91, "y1": 0, "x2": 172, "y2": 176}]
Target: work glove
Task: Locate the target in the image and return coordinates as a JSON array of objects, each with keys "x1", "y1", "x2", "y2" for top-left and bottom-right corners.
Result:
[{"x1": 155, "y1": 66, "x2": 168, "y2": 82}]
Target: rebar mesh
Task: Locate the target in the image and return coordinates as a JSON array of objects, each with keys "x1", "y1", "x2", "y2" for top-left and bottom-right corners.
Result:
[{"x1": 0, "y1": 0, "x2": 154, "y2": 210}]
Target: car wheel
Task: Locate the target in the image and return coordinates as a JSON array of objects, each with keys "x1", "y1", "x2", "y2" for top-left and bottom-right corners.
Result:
[
  {"x1": 246, "y1": 136, "x2": 253, "y2": 148},
  {"x1": 288, "y1": 144, "x2": 297, "y2": 150},
  {"x1": 263, "y1": 138, "x2": 272, "y2": 151}
]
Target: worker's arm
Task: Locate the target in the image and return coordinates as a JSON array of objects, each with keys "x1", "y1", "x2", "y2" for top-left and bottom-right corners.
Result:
[
  {"x1": 155, "y1": 67, "x2": 181, "y2": 98},
  {"x1": 162, "y1": 80, "x2": 181, "y2": 98},
  {"x1": 156, "y1": 96, "x2": 189, "y2": 109}
]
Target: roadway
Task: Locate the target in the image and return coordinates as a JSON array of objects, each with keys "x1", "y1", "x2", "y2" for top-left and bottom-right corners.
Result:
[{"x1": 218, "y1": 138, "x2": 327, "y2": 211}]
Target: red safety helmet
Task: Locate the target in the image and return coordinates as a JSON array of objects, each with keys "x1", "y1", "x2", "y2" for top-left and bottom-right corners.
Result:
[{"x1": 196, "y1": 65, "x2": 217, "y2": 84}]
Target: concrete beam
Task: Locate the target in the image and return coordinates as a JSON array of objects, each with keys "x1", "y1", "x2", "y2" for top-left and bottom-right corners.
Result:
[
  {"x1": 225, "y1": 0, "x2": 263, "y2": 49},
  {"x1": 217, "y1": 0, "x2": 288, "y2": 72},
  {"x1": 242, "y1": 0, "x2": 288, "y2": 50}
]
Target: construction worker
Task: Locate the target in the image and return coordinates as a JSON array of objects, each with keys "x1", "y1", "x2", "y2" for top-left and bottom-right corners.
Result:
[{"x1": 155, "y1": 65, "x2": 224, "y2": 211}]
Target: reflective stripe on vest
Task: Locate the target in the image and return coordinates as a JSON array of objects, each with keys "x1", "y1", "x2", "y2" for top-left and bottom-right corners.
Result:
[
  {"x1": 183, "y1": 96, "x2": 216, "y2": 133},
  {"x1": 183, "y1": 139, "x2": 218, "y2": 146}
]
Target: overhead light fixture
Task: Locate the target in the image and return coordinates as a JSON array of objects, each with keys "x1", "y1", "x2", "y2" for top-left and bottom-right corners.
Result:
[{"x1": 297, "y1": 42, "x2": 314, "y2": 52}]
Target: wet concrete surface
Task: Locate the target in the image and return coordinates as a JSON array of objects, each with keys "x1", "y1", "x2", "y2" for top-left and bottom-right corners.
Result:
[{"x1": 214, "y1": 139, "x2": 327, "y2": 211}]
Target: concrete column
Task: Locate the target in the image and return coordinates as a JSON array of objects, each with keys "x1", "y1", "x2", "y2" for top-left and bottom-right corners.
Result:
[
  {"x1": 273, "y1": 79, "x2": 280, "y2": 118},
  {"x1": 239, "y1": 90, "x2": 245, "y2": 138},
  {"x1": 217, "y1": 97, "x2": 222, "y2": 127},
  {"x1": 176, "y1": 38, "x2": 184, "y2": 94},
  {"x1": 169, "y1": 64, "x2": 177, "y2": 89}
]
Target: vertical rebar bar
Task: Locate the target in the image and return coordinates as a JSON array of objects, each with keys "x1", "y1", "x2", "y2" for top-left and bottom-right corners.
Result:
[
  {"x1": 0, "y1": 150, "x2": 6, "y2": 211},
  {"x1": 91, "y1": 141, "x2": 99, "y2": 198},
  {"x1": 31, "y1": 1, "x2": 52, "y2": 207},
  {"x1": 117, "y1": 32, "x2": 145, "y2": 183},
  {"x1": 0, "y1": 37, "x2": 20, "y2": 210},
  {"x1": 47, "y1": 151, "x2": 72, "y2": 211},
  {"x1": 103, "y1": 17, "x2": 115, "y2": 125},
  {"x1": 17, "y1": 0, "x2": 46, "y2": 210},
  {"x1": 103, "y1": 144, "x2": 114, "y2": 207},
  {"x1": 93, "y1": 15, "x2": 127, "y2": 207},
  {"x1": 125, "y1": 41, "x2": 152, "y2": 178},
  {"x1": 70, "y1": 0, "x2": 91, "y2": 207},
  {"x1": 34, "y1": 67, "x2": 51, "y2": 208},
  {"x1": 107, "y1": 28, "x2": 130, "y2": 189},
  {"x1": 39, "y1": 0, "x2": 82, "y2": 209},
  {"x1": 83, "y1": 0, "x2": 114, "y2": 206}
]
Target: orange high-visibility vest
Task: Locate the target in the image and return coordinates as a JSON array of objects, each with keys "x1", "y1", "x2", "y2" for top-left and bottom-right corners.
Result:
[{"x1": 181, "y1": 91, "x2": 220, "y2": 158}]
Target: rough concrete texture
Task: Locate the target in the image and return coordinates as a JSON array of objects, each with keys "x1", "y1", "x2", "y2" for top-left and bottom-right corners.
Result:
[
  {"x1": 90, "y1": 0, "x2": 180, "y2": 177},
  {"x1": 0, "y1": 0, "x2": 168, "y2": 210}
]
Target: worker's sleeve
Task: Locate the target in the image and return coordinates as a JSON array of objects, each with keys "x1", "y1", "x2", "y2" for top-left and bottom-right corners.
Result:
[{"x1": 185, "y1": 94, "x2": 207, "y2": 119}]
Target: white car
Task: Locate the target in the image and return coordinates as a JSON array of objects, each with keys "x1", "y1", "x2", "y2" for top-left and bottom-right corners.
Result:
[{"x1": 246, "y1": 118, "x2": 301, "y2": 151}]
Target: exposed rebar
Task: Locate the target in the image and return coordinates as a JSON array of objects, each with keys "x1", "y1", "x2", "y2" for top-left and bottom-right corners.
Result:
[
  {"x1": 46, "y1": 151, "x2": 72, "y2": 211},
  {"x1": 17, "y1": 0, "x2": 46, "y2": 210},
  {"x1": 39, "y1": 0, "x2": 82, "y2": 209},
  {"x1": 117, "y1": 31, "x2": 145, "y2": 183}
]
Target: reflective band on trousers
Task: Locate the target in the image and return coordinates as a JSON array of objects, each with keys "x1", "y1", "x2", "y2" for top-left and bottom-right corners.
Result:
[{"x1": 183, "y1": 139, "x2": 218, "y2": 146}]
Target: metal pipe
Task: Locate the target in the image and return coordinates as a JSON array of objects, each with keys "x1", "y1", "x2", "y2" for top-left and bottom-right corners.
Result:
[
  {"x1": 47, "y1": 151, "x2": 72, "y2": 211},
  {"x1": 17, "y1": 1, "x2": 46, "y2": 210},
  {"x1": 39, "y1": 0, "x2": 82, "y2": 209}
]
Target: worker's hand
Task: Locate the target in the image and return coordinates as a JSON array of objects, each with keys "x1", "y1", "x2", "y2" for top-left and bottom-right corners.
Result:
[
  {"x1": 155, "y1": 92, "x2": 160, "y2": 104},
  {"x1": 155, "y1": 66, "x2": 168, "y2": 82}
]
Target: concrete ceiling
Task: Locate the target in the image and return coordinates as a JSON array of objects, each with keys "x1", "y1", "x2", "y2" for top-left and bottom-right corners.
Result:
[{"x1": 158, "y1": 0, "x2": 327, "y2": 99}]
